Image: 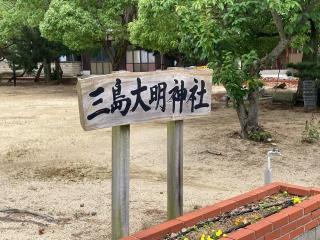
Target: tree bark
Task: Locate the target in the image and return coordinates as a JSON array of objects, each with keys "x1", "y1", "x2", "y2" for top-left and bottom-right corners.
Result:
[
  {"x1": 103, "y1": 39, "x2": 128, "y2": 72},
  {"x1": 54, "y1": 58, "x2": 63, "y2": 84},
  {"x1": 112, "y1": 40, "x2": 129, "y2": 71},
  {"x1": 307, "y1": 19, "x2": 319, "y2": 63},
  {"x1": 260, "y1": 39, "x2": 290, "y2": 68},
  {"x1": 235, "y1": 89, "x2": 260, "y2": 139},
  {"x1": 34, "y1": 64, "x2": 43, "y2": 82},
  {"x1": 295, "y1": 79, "x2": 303, "y2": 103},
  {"x1": 111, "y1": 5, "x2": 136, "y2": 72},
  {"x1": 295, "y1": 19, "x2": 319, "y2": 102},
  {"x1": 235, "y1": 11, "x2": 289, "y2": 139},
  {"x1": 247, "y1": 90, "x2": 260, "y2": 131},
  {"x1": 43, "y1": 59, "x2": 51, "y2": 82},
  {"x1": 103, "y1": 40, "x2": 115, "y2": 66},
  {"x1": 259, "y1": 11, "x2": 290, "y2": 69},
  {"x1": 12, "y1": 62, "x2": 16, "y2": 87},
  {"x1": 236, "y1": 101, "x2": 249, "y2": 139}
]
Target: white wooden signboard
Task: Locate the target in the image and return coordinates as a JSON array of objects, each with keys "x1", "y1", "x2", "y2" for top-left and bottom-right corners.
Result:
[
  {"x1": 76, "y1": 69, "x2": 212, "y2": 240},
  {"x1": 77, "y1": 70, "x2": 212, "y2": 130}
]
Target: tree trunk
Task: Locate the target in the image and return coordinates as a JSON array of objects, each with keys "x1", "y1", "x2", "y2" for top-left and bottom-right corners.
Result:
[
  {"x1": 236, "y1": 101, "x2": 249, "y2": 139},
  {"x1": 34, "y1": 64, "x2": 43, "y2": 82},
  {"x1": 161, "y1": 54, "x2": 164, "y2": 70},
  {"x1": 259, "y1": 11, "x2": 290, "y2": 69},
  {"x1": 307, "y1": 19, "x2": 319, "y2": 64},
  {"x1": 12, "y1": 62, "x2": 16, "y2": 87},
  {"x1": 175, "y1": 54, "x2": 184, "y2": 67},
  {"x1": 103, "y1": 40, "x2": 115, "y2": 67},
  {"x1": 235, "y1": 90, "x2": 260, "y2": 139},
  {"x1": 111, "y1": 5, "x2": 136, "y2": 72},
  {"x1": 247, "y1": 90, "x2": 260, "y2": 131},
  {"x1": 43, "y1": 59, "x2": 51, "y2": 82},
  {"x1": 295, "y1": 19, "x2": 319, "y2": 103},
  {"x1": 295, "y1": 79, "x2": 304, "y2": 103},
  {"x1": 9, "y1": 69, "x2": 26, "y2": 84},
  {"x1": 54, "y1": 58, "x2": 63, "y2": 84},
  {"x1": 112, "y1": 40, "x2": 129, "y2": 71}
]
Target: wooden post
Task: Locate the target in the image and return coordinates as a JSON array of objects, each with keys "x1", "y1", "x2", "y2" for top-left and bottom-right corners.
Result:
[
  {"x1": 167, "y1": 120, "x2": 183, "y2": 220},
  {"x1": 112, "y1": 125, "x2": 130, "y2": 240}
]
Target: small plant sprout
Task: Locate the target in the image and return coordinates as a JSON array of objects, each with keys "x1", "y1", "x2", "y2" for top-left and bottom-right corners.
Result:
[
  {"x1": 215, "y1": 229, "x2": 223, "y2": 237},
  {"x1": 292, "y1": 196, "x2": 302, "y2": 204},
  {"x1": 302, "y1": 116, "x2": 320, "y2": 143}
]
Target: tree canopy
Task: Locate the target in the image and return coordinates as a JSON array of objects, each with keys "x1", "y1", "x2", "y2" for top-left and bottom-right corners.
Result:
[
  {"x1": 0, "y1": 0, "x2": 70, "y2": 82},
  {"x1": 40, "y1": 0, "x2": 137, "y2": 70},
  {"x1": 130, "y1": 0, "x2": 319, "y2": 66},
  {"x1": 129, "y1": 0, "x2": 320, "y2": 138}
]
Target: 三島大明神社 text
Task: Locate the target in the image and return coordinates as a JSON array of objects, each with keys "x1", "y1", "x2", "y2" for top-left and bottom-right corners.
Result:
[
  {"x1": 87, "y1": 78, "x2": 209, "y2": 121},
  {"x1": 77, "y1": 71, "x2": 212, "y2": 130}
]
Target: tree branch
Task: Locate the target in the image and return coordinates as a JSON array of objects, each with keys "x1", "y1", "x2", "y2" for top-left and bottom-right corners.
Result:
[
  {"x1": 255, "y1": 32, "x2": 279, "y2": 38},
  {"x1": 260, "y1": 38, "x2": 290, "y2": 66},
  {"x1": 303, "y1": 0, "x2": 320, "y2": 13},
  {"x1": 0, "y1": 208, "x2": 56, "y2": 223},
  {"x1": 259, "y1": 11, "x2": 290, "y2": 69},
  {"x1": 271, "y1": 11, "x2": 286, "y2": 41},
  {"x1": 262, "y1": 0, "x2": 320, "y2": 57}
]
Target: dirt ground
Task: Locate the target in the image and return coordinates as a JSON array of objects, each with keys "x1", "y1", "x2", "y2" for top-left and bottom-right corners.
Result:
[{"x1": 0, "y1": 83, "x2": 319, "y2": 240}]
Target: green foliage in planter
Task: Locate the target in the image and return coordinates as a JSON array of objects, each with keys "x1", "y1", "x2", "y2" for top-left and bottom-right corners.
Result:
[
  {"x1": 302, "y1": 117, "x2": 320, "y2": 143},
  {"x1": 248, "y1": 130, "x2": 272, "y2": 142}
]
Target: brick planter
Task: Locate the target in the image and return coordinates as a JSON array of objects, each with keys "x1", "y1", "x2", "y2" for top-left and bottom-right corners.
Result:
[{"x1": 122, "y1": 183, "x2": 320, "y2": 240}]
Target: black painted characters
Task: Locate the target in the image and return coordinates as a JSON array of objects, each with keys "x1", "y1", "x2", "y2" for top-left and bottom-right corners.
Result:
[
  {"x1": 87, "y1": 78, "x2": 209, "y2": 121},
  {"x1": 111, "y1": 79, "x2": 131, "y2": 116}
]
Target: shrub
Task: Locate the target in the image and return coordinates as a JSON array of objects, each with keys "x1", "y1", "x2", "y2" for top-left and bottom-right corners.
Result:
[
  {"x1": 248, "y1": 130, "x2": 272, "y2": 142},
  {"x1": 302, "y1": 116, "x2": 320, "y2": 143}
]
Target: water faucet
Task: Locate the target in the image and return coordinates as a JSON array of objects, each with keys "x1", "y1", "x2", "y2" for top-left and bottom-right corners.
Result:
[{"x1": 265, "y1": 148, "x2": 281, "y2": 185}]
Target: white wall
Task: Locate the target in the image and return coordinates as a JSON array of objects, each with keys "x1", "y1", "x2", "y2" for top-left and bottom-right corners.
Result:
[{"x1": 0, "y1": 60, "x2": 82, "y2": 77}]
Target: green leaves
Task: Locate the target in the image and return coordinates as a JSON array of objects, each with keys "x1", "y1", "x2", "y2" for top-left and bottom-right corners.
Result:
[
  {"x1": 0, "y1": 0, "x2": 71, "y2": 75},
  {"x1": 40, "y1": 0, "x2": 105, "y2": 51},
  {"x1": 212, "y1": 51, "x2": 262, "y2": 103},
  {"x1": 39, "y1": 0, "x2": 137, "y2": 52},
  {"x1": 129, "y1": 0, "x2": 181, "y2": 53},
  {"x1": 266, "y1": 0, "x2": 301, "y2": 13}
]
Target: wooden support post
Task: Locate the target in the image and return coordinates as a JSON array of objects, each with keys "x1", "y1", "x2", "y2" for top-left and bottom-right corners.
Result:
[
  {"x1": 167, "y1": 120, "x2": 183, "y2": 220},
  {"x1": 112, "y1": 125, "x2": 130, "y2": 240}
]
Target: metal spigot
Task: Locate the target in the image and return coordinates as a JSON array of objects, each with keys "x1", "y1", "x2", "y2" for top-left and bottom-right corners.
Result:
[{"x1": 265, "y1": 148, "x2": 282, "y2": 185}]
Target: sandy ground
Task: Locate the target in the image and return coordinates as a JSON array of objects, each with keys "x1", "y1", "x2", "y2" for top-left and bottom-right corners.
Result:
[{"x1": 0, "y1": 83, "x2": 319, "y2": 240}]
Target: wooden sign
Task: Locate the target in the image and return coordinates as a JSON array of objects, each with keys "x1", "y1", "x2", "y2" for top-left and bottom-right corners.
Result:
[
  {"x1": 76, "y1": 69, "x2": 213, "y2": 239},
  {"x1": 77, "y1": 70, "x2": 212, "y2": 131}
]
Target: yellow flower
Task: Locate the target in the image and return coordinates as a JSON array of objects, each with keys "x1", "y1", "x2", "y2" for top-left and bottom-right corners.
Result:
[
  {"x1": 216, "y1": 230, "x2": 223, "y2": 237},
  {"x1": 207, "y1": 236, "x2": 212, "y2": 240},
  {"x1": 292, "y1": 196, "x2": 302, "y2": 204},
  {"x1": 201, "y1": 234, "x2": 206, "y2": 240},
  {"x1": 223, "y1": 234, "x2": 228, "y2": 237}
]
